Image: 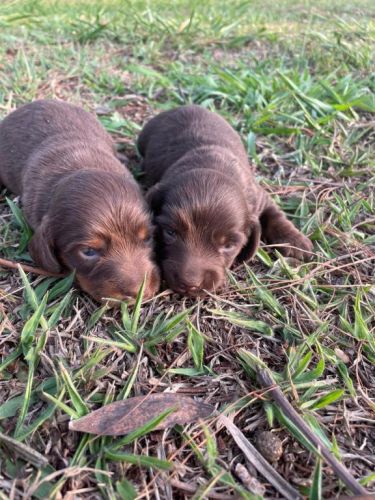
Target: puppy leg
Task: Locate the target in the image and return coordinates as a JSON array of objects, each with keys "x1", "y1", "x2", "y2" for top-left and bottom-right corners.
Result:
[{"x1": 259, "y1": 194, "x2": 313, "y2": 261}]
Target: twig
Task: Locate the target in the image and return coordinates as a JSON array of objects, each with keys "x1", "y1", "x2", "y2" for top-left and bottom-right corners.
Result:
[
  {"x1": 336, "y1": 496, "x2": 373, "y2": 500},
  {"x1": 0, "y1": 431, "x2": 49, "y2": 467},
  {"x1": 0, "y1": 257, "x2": 65, "y2": 277},
  {"x1": 219, "y1": 414, "x2": 301, "y2": 500},
  {"x1": 169, "y1": 478, "x2": 233, "y2": 500},
  {"x1": 257, "y1": 369, "x2": 368, "y2": 496},
  {"x1": 26, "y1": 466, "x2": 112, "y2": 497}
]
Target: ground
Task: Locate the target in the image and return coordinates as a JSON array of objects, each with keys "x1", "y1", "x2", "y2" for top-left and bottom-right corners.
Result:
[{"x1": 0, "y1": 0, "x2": 374, "y2": 498}]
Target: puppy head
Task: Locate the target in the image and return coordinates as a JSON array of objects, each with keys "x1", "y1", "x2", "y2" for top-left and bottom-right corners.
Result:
[
  {"x1": 148, "y1": 170, "x2": 260, "y2": 296},
  {"x1": 29, "y1": 171, "x2": 160, "y2": 303}
]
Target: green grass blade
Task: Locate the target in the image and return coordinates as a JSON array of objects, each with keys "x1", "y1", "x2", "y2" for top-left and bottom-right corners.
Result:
[
  {"x1": 187, "y1": 321, "x2": 204, "y2": 371},
  {"x1": 309, "y1": 457, "x2": 322, "y2": 500},
  {"x1": 42, "y1": 391, "x2": 78, "y2": 419},
  {"x1": 14, "y1": 358, "x2": 35, "y2": 437},
  {"x1": 210, "y1": 309, "x2": 273, "y2": 336},
  {"x1": 83, "y1": 336, "x2": 136, "y2": 352},
  {"x1": 109, "y1": 406, "x2": 177, "y2": 450},
  {"x1": 47, "y1": 290, "x2": 73, "y2": 328},
  {"x1": 0, "y1": 346, "x2": 22, "y2": 373},
  {"x1": 104, "y1": 451, "x2": 172, "y2": 470},
  {"x1": 116, "y1": 479, "x2": 137, "y2": 500},
  {"x1": 130, "y1": 276, "x2": 146, "y2": 335},
  {"x1": 59, "y1": 362, "x2": 88, "y2": 417},
  {"x1": 20, "y1": 292, "x2": 48, "y2": 353}
]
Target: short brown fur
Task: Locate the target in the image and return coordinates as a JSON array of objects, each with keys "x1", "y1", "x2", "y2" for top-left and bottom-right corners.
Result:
[
  {"x1": 138, "y1": 105, "x2": 313, "y2": 296},
  {"x1": 0, "y1": 100, "x2": 160, "y2": 302}
]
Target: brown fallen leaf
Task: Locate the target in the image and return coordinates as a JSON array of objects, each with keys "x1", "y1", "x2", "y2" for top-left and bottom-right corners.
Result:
[{"x1": 69, "y1": 393, "x2": 214, "y2": 436}]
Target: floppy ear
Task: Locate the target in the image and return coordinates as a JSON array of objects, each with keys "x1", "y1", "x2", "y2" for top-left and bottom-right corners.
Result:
[
  {"x1": 28, "y1": 216, "x2": 61, "y2": 273},
  {"x1": 237, "y1": 217, "x2": 261, "y2": 262},
  {"x1": 145, "y1": 183, "x2": 165, "y2": 216}
]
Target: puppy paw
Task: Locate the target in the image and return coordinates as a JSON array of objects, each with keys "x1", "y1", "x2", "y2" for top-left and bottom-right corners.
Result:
[{"x1": 271, "y1": 230, "x2": 313, "y2": 261}]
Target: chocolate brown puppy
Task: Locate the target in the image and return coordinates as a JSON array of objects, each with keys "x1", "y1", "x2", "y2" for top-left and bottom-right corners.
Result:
[
  {"x1": 0, "y1": 99, "x2": 160, "y2": 302},
  {"x1": 138, "y1": 105, "x2": 312, "y2": 296}
]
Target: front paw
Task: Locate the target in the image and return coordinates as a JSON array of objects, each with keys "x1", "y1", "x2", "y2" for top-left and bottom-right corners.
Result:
[{"x1": 271, "y1": 230, "x2": 313, "y2": 261}]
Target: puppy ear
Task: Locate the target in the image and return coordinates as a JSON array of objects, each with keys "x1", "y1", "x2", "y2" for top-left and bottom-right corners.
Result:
[
  {"x1": 28, "y1": 216, "x2": 61, "y2": 273},
  {"x1": 237, "y1": 217, "x2": 261, "y2": 262},
  {"x1": 146, "y1": 183, "x2": 165, "y2": 215}
]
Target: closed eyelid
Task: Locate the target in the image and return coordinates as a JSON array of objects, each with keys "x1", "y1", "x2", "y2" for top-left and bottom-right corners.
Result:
[
  {"x1": 156, "y1": 215, "x2": 173, "y2": 227},
  {"x1": 156, "y1": 218, "x2": 179, "y2": 233},
  {"x1": 157, "y1": 210, "x2": 192, "y2": 232},
  {"x1": 64, "y1": 238, "x2": 107, "y2": 254},
  {"x1": 83, "y1": 238, "x2": 107, "y2": 250},
  {"x1": 216, "y1": 233, "x2": 241, "y2": 245}
]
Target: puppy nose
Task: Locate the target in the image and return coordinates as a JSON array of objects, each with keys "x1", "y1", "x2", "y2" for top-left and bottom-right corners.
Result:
[
  {"x1": 180, "y1": 272, "x2": 221, "y2": 295},
  {"x1": 121, "y1": 285, "x2": 153, "y2": 301},
  {"x1": 119, "y1": 266, "x2": 160, "y2": 300},
  {"x1": 185, "y1": 284, "x2": 200, "y2": 294},
  {"x1": 118, "y1": 283, "x2": 145, "y2": 301},
  {"x1": 178, "y1": 280, "x2": 202, "y2": 295},
  {"x1": 203, "y1": 270, "x2": 221, "y2": 290}
]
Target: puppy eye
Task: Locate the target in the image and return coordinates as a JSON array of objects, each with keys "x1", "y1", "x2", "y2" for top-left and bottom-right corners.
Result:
[
  {"x1": 143, "y1": 234, "x2": 153, "y2": 244},
  {"x1": 80, "y1": 247, "x2": 100, "y2": 258},
  {"x1": 220, "y1": 241, "x2": 236, "y2": 252},
  {"x1": 138, "y1": 226, "x2": 154, "y2": 245},
  {"x1": 165, "y1": 229, "x2": 176, "y2": 237},
  {"x1": 222, "y1": 241, "x2": 235, "y2": 251}
]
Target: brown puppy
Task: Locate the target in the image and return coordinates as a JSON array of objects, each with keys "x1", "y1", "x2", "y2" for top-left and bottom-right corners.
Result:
[
  {"x1": 0, "y1": 99, "x2": 160, "y2": 302},
  {"x1": 138, "y1": 105, "x2": 313, "y2": 296}
]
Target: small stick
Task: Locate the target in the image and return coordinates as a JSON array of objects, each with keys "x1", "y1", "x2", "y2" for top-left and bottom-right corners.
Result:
[
  {"x1": 257, "y1": 369, "x2": 368, "y2": 496},
  {"x1": 219, "y1": 415, "x2": 301, "y2": 500},
  {"x1": 169, "y1": 478, "x2": 232, "y2": 500},
  {"x1": 0, "y1": 431, "x2": 48, "y2": 467},
  {"x1": 0, "y1": 257, "x2": 65, "y2": 277},
  {"x1": 336, "y1": 497, "x2": 373, "y2": 500}
]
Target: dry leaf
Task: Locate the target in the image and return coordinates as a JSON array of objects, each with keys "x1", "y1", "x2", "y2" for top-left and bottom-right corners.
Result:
[{"x1": 69, "y1": 393, "x2": 214, "y2": 435}]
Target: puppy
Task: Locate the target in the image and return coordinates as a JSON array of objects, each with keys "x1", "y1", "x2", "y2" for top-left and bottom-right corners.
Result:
[
  {"x1": 0, "y1": 99, "x2": 160, "y2": 302},
  {"x1": 138, "y1": 105, "x2": 313, "y2": 296}
]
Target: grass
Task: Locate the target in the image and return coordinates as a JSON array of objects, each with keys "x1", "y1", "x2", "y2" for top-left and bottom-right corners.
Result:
[{"x1": 0, "y1": 0, "x2": 374, "y2": 498}]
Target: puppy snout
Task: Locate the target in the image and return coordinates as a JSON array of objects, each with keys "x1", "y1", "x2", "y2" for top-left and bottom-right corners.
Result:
[
  {"x1": 203, "y1": 269, "x2": 222, "y2": 290},
  {"x1": 178, "y1": 280, "x2": 201, "y2": 295},
  {"x1": 119, "y1": 284, "x2": 140, "y2": 300},
  {"x1": 175, "y1": 267, "x2": 223, "y2": 296},
  {"x1": 122, "y1": 265, "x2": 160, "y2": 300}
]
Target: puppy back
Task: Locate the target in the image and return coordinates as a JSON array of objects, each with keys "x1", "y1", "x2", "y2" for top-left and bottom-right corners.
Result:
[
  {"x1": 0, "y1": 100, "x2": 115, "y2": 193},
  {"x1": 138, "y1": 105, "x2": 249, "y2": 185}
]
